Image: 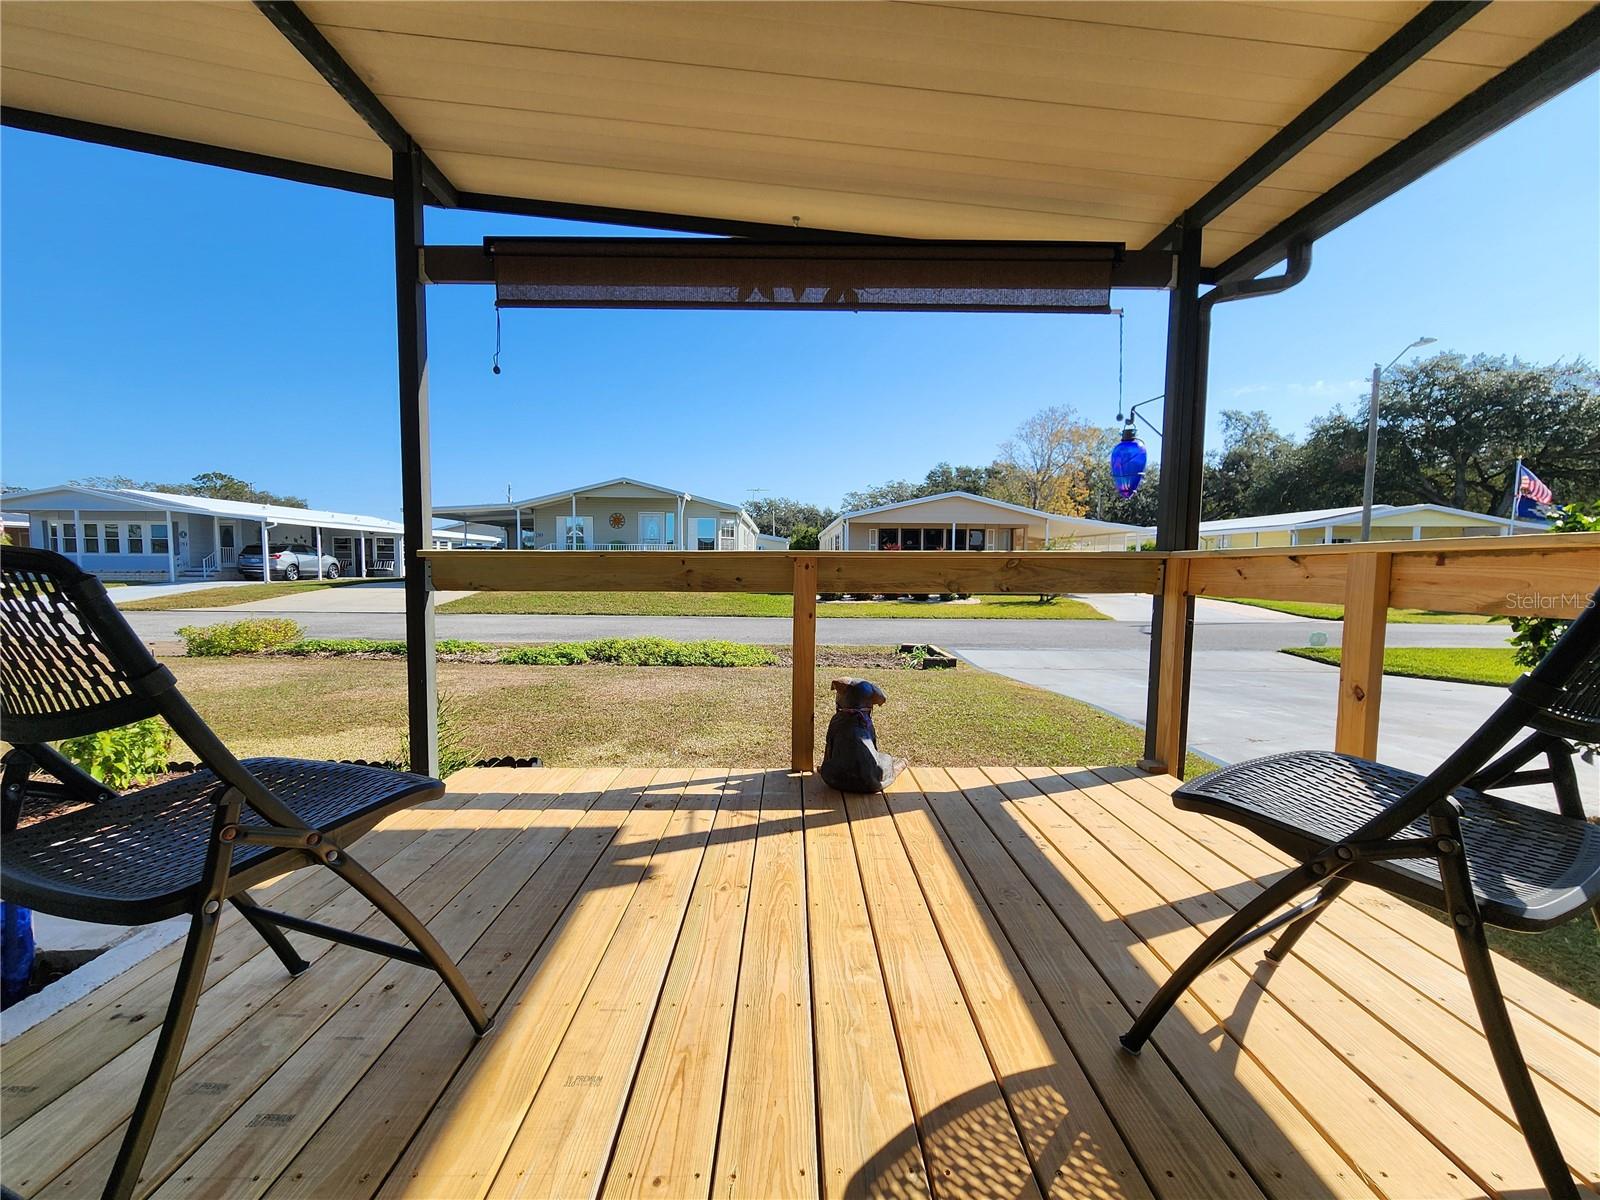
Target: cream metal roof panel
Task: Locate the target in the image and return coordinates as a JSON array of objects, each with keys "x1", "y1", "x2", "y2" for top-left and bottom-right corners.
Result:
[
  {"x1": 3, "y1": 1, "x2": 1593, "y2": 266},
  {"x1": 1, "y1": 1, "x2": 389, "y2": 177}
]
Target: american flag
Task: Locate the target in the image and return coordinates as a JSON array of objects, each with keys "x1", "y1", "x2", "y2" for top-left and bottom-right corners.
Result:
[{"x1": 1518, "y1": 464, "x2": 1553, "y2": 504}]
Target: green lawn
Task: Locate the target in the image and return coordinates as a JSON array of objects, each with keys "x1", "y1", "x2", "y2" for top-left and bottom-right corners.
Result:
[
  {"x1": 1282, "y1": 645, "x2": 1523, "y2": 686},
  {"x1": 1223, "y1": 597, "x2": 1491, "y2": 623},
  {"x1": 162, "y1": 653, "x2": 1201, "y2": 774},
  {"x1": 119, "y1": 578, "x2": 378, "y2": 611},
  {"x1": 438, "y1": 590, "x2": 1106, "y2": 619}
]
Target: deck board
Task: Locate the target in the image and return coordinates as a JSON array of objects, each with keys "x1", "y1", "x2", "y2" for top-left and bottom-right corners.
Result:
[{"x1": 5, "y1": 765, "x2": 1596, "y2": 1200}]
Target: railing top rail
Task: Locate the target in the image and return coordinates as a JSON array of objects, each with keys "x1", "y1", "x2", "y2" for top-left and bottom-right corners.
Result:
[{"x1": 1166, "y1": 531, "x2": 1600, "y2": 559}]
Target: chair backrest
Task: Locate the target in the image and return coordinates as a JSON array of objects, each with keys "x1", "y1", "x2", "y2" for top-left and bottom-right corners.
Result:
[
  {"x1": 1519, "y1": 586, "x2": 1600, "y2": 743},
  {"x1": 0, "y1": 546, "x2": 173, "y2": 744}
]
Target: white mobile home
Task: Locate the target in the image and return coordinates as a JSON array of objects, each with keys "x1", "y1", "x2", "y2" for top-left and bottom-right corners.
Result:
[
  {"x1": 5, "y1": 485, "x2": 493, "y2": 582},
  {"x1": 818, "y1": 492, "x2": 1141, "y2": 552},
  {"x1": 436, "y1": 477, "x2": 762, "y2": 551},
  {"x1": 1144, "y1": 503, "x2": 1549, "y2": 550}
]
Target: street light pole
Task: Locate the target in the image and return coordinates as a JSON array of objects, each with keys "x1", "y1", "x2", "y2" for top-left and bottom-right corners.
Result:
[
  {"x1": 1359, "y1": 336, "x2": 1436, "y2": 541},
  {"x1": 1360, "y1": 362, "x2": 1383, "y2": 541}
]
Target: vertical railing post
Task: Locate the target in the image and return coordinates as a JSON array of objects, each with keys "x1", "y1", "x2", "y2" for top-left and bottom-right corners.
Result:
[
  {"x1": 1150, "y1": 556, "x2": 1192, "y2": 776},
  {"x1": 1335, "y1": 549, "x2": 1392, "y2": 758},
  {"x1": 394, "y1": 144, "x2": 438, "y2": 776},
  {"x1": 791, "y1": 555, "x2": 818, "y2": 773},
  {"x1": 1144, "y1": 222, "x2": 1205, "y2": 770}
]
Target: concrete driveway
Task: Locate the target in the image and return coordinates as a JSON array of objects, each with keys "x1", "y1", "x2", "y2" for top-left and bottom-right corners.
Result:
[{"x1": 955, "y1": 644, "x2": 1596, "y2": 816}]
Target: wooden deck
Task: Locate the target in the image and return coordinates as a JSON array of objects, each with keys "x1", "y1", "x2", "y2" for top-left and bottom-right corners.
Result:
[{"x1": 4, "y1": 765, "x2": 1597, "y2": 1200}]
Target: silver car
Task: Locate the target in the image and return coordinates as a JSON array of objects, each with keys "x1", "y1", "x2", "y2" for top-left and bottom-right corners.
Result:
[{"x1": 236, "y1": 543, "x2": 341, "y2": 581}]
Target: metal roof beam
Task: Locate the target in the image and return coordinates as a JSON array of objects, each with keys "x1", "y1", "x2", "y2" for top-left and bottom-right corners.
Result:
[
  {"x1": 1210, "y1": 4, "x2": 1600, "y2": 284},
  {"x1": 254, "y1": 0, "x2": 459, "y2": 207},
  {"x1": 1144, "y1": 0, "x2": 1487, "y2": 252}
]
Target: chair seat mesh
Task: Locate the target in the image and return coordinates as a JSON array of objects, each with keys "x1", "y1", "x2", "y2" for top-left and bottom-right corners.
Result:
[
  {"x1": 1176, "y1": 751, "x2": 1600, "y2": 930},
  {"x1": 2, "y1": 758, "x2": 442, "y2": 923}
]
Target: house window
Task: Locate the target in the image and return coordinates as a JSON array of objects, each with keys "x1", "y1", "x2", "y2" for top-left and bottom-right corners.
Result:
[
  {"x1": 967, "y1": 528, "x2": 986, "y2": 551},
  {"x1": 127, "y1": 523, "x2": 144, "y2": 554},
  {"x1": 923, "y1": 527, "x2": 946, "y2": 550},
  {"x1": 877, "y1": 528, "x2": 899, "y2": 550},
  {"x1": 900, "y1": 528, "x2": 923, "y2": 551},
  {"x1": 82, "y1": 522, "x2": 100, "y2": 553},
  {"x1": 150, "y1": 524, "x2": 170, "y2": 554},
  {"x1": 695, "y1": 517, "x2": 716, "y2": 550},
  {"x1": 62, "y1": 522, "x2": 77, "y2": 553},
  {"x1": 104, "y1": 523, "x2": 121, "y2": 553},
  {"x1": 375, "y1": 537, "x2": 397, "y2": 560},
  {"x1": 719, "y1": 517, "x2": 736, "y2": 546}
]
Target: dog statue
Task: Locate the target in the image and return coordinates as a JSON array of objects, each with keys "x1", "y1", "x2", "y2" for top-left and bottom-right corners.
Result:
[{"x1": 819, "y1": 677, "x2": 907, "y2": 794}]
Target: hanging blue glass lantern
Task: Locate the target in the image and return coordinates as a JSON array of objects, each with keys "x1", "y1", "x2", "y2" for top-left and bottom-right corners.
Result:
[{"x1": 1110, "y1": 426, "x2": 1148, "y2": 497}]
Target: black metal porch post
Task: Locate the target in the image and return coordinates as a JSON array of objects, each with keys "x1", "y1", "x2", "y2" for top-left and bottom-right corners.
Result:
[
  {"x1": 1142, "y1": 224, "x2": 1205, "y2": 767},
  {"x1": 394, "y1": 143, "x2": 438, "y2": 776}
]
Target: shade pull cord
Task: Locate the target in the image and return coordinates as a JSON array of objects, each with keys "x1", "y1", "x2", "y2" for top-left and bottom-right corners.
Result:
[{"x1": 1118, "y1": 309, "x2": 1125, "y2": 417}]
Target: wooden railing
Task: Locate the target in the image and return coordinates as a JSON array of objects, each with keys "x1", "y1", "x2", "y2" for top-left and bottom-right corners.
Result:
[{"x1": 421, "y1": 534, "x2": 1600, "y2": 775}]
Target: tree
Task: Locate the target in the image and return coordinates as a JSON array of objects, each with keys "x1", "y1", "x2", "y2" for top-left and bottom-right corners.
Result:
[
  {"x1": 743, "y1": 495, "x2": 837, "y2": 537},
  {"x1": 72, "y1": 471, "x2": 309, "y2": 508},
  {"x1": 921, "y1": 461, "x2": 1001, "y2": 497},
  {"x1": 839, "y1": 478, "x2": 923, "y2": 513},
  {"x1": 786, "y1": 523, "x2": 820, "y2": 550},
  {"x1": 990, "y1": 405, "x2": 1100, "y2": 514},
  {"x1": 1202, "y1": 410, "x2": 1296, "y2": 520},
  {"x1": 840, "y1": 462, "x2": 1002, "y2": 513},
  {"x1": 1369, "y1": 354, "x2": 1600, "y2": 512}
]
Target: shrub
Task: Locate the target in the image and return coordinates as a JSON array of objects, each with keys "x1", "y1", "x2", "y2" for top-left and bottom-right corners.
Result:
[
  {"x1": 277, "y1": 638, "x2": 493, "y2": 657},
  {"x1": 60, "y1": 718, "x2": 171, "y2": 790},
  {"x1": 499, "y1": 638, "x2": 775, "y2": 667},
  {"x1": 178, "y1": 618, "x2": 303, "y2": 656},
  {"x1": 1500, "y1": 502, "x2": 1600, "y2": 667},
  {"x1": 499, "y1": 643, "x2": 592, "y2": 665}
]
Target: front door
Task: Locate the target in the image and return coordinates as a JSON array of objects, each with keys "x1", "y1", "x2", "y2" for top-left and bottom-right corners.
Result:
[
  {"x1": 639, "y1": 511, "x2": 667, "y2": 547},
  {"x1": 219, "y1": 523, "x2": 238, "y2": 566},
  {"x1": 174, "y1": 518, "x2": 190, "y2": 568}
]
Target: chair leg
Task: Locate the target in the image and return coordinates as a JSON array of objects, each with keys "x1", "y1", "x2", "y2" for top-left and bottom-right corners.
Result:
[
  {"x1": 230, "y1": 892, "x2": 310, "y2": 976},
  {"x1": 1445, "y1": 889, "x2": 1578, "y2": 1196},
  {"x1": 1264, "y1": 878, "x2": 1350, "y2": 963},
  {"x1": 101, "y1": 907, "x2": 220, "y2": 1200},
  {"x1": 325, "y1": 851, "x2": 492, "y2": 1036},
  {"x1": 1120, "y1": 866, "x2": 1318, "y2": 1054}
]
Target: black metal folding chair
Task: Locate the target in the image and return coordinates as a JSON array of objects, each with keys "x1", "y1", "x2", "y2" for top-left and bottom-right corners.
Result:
[
  {"x1": 1120, "y1": 586, "x2": 1600, "y2": 1200},
  {"x1": 0, "y1": 547, "x2": 491, "y2": 1200}
]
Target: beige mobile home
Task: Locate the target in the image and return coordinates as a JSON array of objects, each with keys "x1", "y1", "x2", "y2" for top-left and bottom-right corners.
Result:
[
  {"x1": 436, "y1": 477, "x2": 763, "y2": 551},
  {"x1": 819, "y1": 491, "x2": 1141, "y2": 552}
]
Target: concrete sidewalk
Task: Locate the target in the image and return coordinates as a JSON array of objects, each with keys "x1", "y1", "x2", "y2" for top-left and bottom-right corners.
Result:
[{"x1": 954, "y1": 646, "x2": 1597, "y2": 816}]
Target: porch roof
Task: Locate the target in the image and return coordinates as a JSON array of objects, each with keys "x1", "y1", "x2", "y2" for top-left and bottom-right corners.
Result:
[
  {"x1": 436, "y1": 476, "x2": 758, "y2": 525},
  {"x1": 3, "y1": 3, "x2": 1595, "y2": 278},
  {"x1": 1153, "y1": 500, "x2": 1551, "y2": 538},
  {"x1": 825, "y1": 490, "x2": 1144, "y2": 533}
]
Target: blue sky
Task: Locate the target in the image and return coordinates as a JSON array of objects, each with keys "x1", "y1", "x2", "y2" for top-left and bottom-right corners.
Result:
[{"x1": 2, "y1": 77, "x2": 1595, "y2": 518}]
